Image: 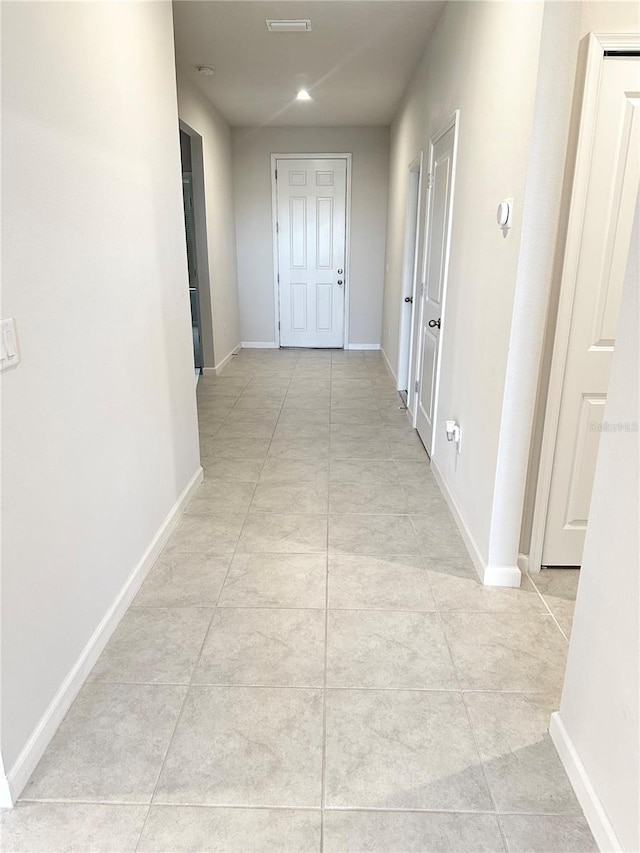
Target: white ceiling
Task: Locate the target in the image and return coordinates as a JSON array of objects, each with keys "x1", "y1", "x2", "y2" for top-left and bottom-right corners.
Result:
[{"x1": 172, "y1": 1, "x2": 445, "y2": 127}]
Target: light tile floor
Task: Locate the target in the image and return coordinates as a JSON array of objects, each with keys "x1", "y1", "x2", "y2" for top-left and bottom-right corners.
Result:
[{"x1": 2, "y1": 350, "x2": 595, "y2": 852}]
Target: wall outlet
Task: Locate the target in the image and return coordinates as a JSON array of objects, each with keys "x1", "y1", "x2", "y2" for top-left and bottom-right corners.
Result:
[{"x1": 445, "y1": 419, "x2": 462, "y2": 453}]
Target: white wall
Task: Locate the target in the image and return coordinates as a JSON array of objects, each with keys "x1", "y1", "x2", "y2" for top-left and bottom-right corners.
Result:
[
  {"x1": 381, "y1": 1, "x2": 545, "y2": 575},
  {"x1": 232, "y1": 126, "x2": 389, "y2": 347},
  {"x1": 1, "y1": 0, "x2": 200, "y2": 797},
  {"x1": 552, "y1": 194, "x2": 639, "y2": 853},
  {"x1": 176, "y1": 73, "x2": 241, "y2": 369}
]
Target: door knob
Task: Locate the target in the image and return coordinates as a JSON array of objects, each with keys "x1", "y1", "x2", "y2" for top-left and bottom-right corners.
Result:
[
  {"x1": 428, "y1": 318, "x2": 441, "y2": 329},
  {"x1": 338, "y1": 269, "x2": 343, "y2": 274},
  {"x1": 404, "y1": 296, "x2": 413, "y2": 303},
  {"x1": 337, "y1": 280, "x2": 343, "y2": 286}
]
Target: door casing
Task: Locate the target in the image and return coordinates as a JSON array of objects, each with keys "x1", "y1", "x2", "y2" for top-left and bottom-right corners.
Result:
[
  {"x1": 528, "y1": 32, "x2": 640, "y2": 573},
  {"x1": 398, "y1": 153, "x2": 424, "y2": 401},
  {"x1": 271, "y1": 153, "x2": 352, "y2": 348}
]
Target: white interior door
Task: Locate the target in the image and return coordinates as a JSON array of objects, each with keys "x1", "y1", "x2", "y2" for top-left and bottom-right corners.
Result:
[
  {"x1": 276, "y1": 158, "x2": 346, "y2": 348},
  {"x1": 415, "y1": 123, "x2": 456, "y2": 454},
  {"x1": 543, "y1": 57, "x2": 640, "y2": 566}
]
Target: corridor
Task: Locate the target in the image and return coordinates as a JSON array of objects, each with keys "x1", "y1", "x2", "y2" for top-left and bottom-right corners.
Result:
[{"x1": 2, "y1": 349, "x2": 594, "y2": 851}]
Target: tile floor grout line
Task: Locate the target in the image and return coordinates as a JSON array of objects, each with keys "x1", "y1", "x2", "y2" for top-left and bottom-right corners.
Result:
[
  {"x1": 528, "y1": 573, "x2": 571, "y2": 643},
  {"x1": 319, "y1": 353, "x2": 335, "y2": 853},
  {"x1": 146, "y1": 801, "x2": 325, "y2": 812},
  {"x1": 436, "y1": 592, "x2": 507, "y2": 841},
  {"x1": 213, "y1": 372, "x2": 292, "y2": 563},
  {"x1": 132, "y1": 803, "x2": 153, "y2": 852},
  {"x1": 150, "y1": 603, "x2": 560, "y2": 617},
  {"x1": 17, "y1": 797, "x2": 155, "y2": 808},
  {"x1": 459, "y1": 689, "x2": 508, "y2": 852},
  {"x1": 59, "y1": 681, "x2": 567, "y2": 695},
  {"x1": 132, "y1": 610, "x2": 217, "y2": 847},
  {"x1": 16, "y1": 795, "x2": 586, "y2": 818},
  {"x1": 134, "y1": 432, "x2": 262, "y2": 841},
  {"x1": 407, "y1": 513, "x2": 426, "y2": 561}
]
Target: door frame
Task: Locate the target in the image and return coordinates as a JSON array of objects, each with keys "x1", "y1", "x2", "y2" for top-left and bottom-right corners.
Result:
[
  {"x1": 410, "y1": 111, "x2": 460, "y2": 456},
  {"x1": 179, "y1": 120, "x2": 215, "y2": 371},
  {"x1": 270, "y1": 153, "x2": 352, "y2": 348},
  {"x1": 398, "y1": 153, "x2": 424, "y2": 405},
  {"x1": 181, "y1": 171, "x2": 203, "y2": 372},
  {"x1": 528, "y1": 32, "x2": 640, "y2": 573}
]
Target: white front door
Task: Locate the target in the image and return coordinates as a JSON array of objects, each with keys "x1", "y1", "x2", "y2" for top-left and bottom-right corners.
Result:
[
  {"x1": 276, "y1": 158, "x2": 347, "y2": 348},
  {"x1": 542, "y1": 57, "x2": 640, "y2": 566},
  {"x1": 415, "y1": 123, "x2": 456, "y2": 454}
]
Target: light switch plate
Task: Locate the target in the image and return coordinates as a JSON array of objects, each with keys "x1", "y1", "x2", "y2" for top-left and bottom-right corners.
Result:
[{"x1": 0, "y1": 318, "x2": 21, "y2": 371}]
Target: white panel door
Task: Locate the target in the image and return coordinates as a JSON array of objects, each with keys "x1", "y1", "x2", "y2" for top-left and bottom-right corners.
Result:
[
  {"x1": 543, "y1": 57, "x2": 640, "y2": 566},
  {"x1": 276, "y1": 158, "x2": 346, "y2": 348},
  {"x1": 415, "y1": 125, "x2": 456, "y2": 454}
]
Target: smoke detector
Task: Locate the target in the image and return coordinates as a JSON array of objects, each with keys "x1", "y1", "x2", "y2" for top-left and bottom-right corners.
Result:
[
  {"x1": 196, "y1": 65, "x2": 215, "y2": 76},
  {"x1": 265, "y1": 19, "x2": 312, "y2": 33}
]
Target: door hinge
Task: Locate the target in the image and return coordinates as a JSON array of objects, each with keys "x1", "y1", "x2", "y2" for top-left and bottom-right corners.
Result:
[
  {"x1": 426, "y1": 172, "x2": 434, "y2": 189},
  {"x1": 415, "y1": 380, "x2": 420, "y2": 394},
  {"x1": 420, "y1": 282, "x2": 425, "y2": 298},
  {"x1": 276, "y1": 222, "x2": 279, "y2": 233},
  {"x1": 275, "y1": 169, "x2": 278, "y2": 180},
  {"x1": 277, "y1": 273, "x2": 280, "y2": 283},
  {"x1": 278, "y1": 321, "x2": 281, "y2": 330}
]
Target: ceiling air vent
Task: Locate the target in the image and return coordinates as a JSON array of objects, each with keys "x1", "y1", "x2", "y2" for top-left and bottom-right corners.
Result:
[{"x1": 265, "y1": 19, "x2": 312, "y2": 33}]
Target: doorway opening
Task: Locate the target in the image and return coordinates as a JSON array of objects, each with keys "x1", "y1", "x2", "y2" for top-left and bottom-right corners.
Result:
[
  {"x1": 179, "y1": 130, "x2": 202, "y2": 377},
  {"x1": 178, "y1": 121, "x2": 215, "y2": 376},
  {"x1": 397, "y1": 155, "x2": 423, "y2": 407},
  {"x1": 271, "y1": 154, "x2": 352, "y2": 348}
]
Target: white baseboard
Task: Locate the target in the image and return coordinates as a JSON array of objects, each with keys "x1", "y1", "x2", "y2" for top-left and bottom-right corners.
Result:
[
  {"x1": 202, "y1": 344, "x2": 242, "y2": 376},
  {"x1": 380, "y1": 347, "x2": 398, "y2": 383},
  {"x1": 518, "y1": 551, "x2": 538, "y2": 574},
  {"x1": 483, "y1": 564, "x2": 522, "y2": 587},
  {"x1": 550, "y1": 712, "x2": 622, "y2": 853},
  {"x1": 3, "y1": 467, "x2": 204, "y2": 806},
  {"x1": 431, "y1": 459, "x2": 521, "y2": 588},
  {"x1": 211, "y1": 344, "x2": 242, "y2": 375},
  {"x1": 430, "y1": 459, "x2": 486, "y2": 581},
  {"x1": 346, "y1": 343, "x2": 380, "y2": 351}
]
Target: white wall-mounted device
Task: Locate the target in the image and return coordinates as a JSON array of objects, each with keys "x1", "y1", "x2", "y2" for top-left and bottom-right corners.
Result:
[
  {"x1": 445, "y1": 419, "x2": 462, "y2": 452},
  {"x1": 496, "y1": 198, "x2": 514, "y2": 232}
]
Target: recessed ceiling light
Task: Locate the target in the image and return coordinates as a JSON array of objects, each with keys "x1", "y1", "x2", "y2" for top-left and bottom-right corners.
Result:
[
  {"x1": 296, "y1": 89, "x2": 312, "y2": 101},
  {"x1": 196, "y1": 65, "x2": 215, "y2": 76},
  {"x1": 266, "y1": 19, "x2": 312, "y2": 33}
]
